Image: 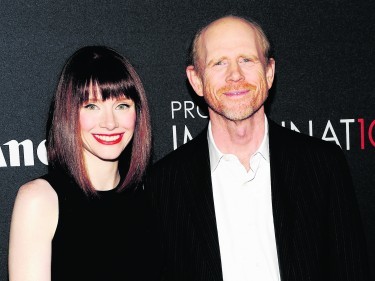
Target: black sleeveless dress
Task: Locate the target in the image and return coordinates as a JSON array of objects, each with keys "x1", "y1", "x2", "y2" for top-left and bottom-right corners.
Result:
[{"x1": 42, "y1": 170, "x2": 162, "y2": 281}]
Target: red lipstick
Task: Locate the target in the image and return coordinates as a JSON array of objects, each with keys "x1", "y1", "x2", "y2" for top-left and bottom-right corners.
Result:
[{"x1": 93, "y1": 133, "x2": 124, "y2": 145}]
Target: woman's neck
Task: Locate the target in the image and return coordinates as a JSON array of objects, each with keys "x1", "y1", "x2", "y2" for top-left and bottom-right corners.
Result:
[{"x1": 84, "y1": 155, "x2": 120, "y2": 191}]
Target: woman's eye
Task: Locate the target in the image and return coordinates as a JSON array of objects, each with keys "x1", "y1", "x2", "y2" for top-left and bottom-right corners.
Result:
[
  {"x1": 83, "y1": 104, "x2": 98, "y2": 110},
  {"x1": 116, "y1": 103, "x2": 130, "y2": 110}
]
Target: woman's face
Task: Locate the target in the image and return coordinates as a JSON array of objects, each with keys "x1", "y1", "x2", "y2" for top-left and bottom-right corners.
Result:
[{"x1": 79, "y1": 94, "x2": 136, "y2": 163}]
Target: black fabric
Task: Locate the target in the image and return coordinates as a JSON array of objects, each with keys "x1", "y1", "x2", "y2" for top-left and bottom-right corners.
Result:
[
  {"x1": 146, "y1": 119, "x2": 370, "y2": 281},
  {"x1": 1, "y1": 2, "x2": 374, "y2": 280},
  {"x1": 42, "y1": 170, "x2": 162, "y2": 281}
]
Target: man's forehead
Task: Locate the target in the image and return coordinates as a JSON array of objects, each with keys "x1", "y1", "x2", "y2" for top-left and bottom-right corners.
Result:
[
  {"x1": 203, "y1": 17, "x2": 255, "y2": 37},
  {"x1": 201, "y1": 19, "x2": 256, "y2": 45},
  {"x1": 198, "y1": 18, "x2": 259, "y2": 55}
]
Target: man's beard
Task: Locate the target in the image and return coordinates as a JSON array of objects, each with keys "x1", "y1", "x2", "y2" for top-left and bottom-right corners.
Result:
[{"x1": 204, "y1": 80, "x2": 268, "y2": 121}]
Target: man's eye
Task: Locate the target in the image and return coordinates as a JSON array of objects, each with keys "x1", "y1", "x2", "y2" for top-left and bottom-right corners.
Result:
[
  {"x1": 240, "y1": 58, "x2": 256, "y2": 65},
  {"x1": 241, "y1": 58, "x2": 252, "y2": 63},
  {"x1": 214, "y1": 60, "x2": 227, "y2": 66}
]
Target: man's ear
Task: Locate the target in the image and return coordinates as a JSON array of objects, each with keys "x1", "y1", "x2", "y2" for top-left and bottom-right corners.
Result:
[
  {"x1": 186, "y1": 65, "x2": 204, "y2": 97},
  {"x1": 266, "y1": 58, "x2": 275, "y2": 90}
]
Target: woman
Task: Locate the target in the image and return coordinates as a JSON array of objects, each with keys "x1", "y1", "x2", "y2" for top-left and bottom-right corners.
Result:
[{"x1": 8, "y1": 46, "x2": 161, "y2": 281}]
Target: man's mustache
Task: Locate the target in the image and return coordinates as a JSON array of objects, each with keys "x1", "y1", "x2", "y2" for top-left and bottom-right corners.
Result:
[{"x1": 217, "y1": 82, "x2": 257, "y2": 95}]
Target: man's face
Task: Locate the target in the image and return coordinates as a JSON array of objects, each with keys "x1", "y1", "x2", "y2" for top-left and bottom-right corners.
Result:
[{"x1": 187, "y1": 18, "x2": 275, "y2": 122}]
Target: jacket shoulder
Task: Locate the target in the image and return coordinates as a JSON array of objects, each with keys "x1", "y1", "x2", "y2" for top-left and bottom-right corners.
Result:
[
  {"x1": 269, "y1": 119, "x2": 343, "y2": 154},
  {"x1": 152, "y1": 128, "x2": 208, "y2": 169}
]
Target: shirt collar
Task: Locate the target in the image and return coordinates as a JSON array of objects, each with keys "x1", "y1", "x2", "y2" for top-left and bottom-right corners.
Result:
[{"x1": 207, "y1": 115, "x2": 270, "y2": 172}]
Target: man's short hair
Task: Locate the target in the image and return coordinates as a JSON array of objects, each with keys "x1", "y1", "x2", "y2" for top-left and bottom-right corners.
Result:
[{"x1": 187, "y1": 15, "x2": 273, "y2": 71}]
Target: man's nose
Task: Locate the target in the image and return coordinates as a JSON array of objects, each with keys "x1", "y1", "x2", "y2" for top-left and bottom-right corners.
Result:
[{"x1": 226, "y1": 62, "x2": 245, "y2": 82}]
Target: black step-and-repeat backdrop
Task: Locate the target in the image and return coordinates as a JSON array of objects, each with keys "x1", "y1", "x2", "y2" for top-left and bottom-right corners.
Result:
[{"x1": 1, "y1": 1, "x2": 374, "y2": 279}]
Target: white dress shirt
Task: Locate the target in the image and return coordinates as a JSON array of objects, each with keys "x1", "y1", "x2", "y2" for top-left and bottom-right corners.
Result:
[{"x1": 208, "y1": 116, "x2": 280, "y2": 281}]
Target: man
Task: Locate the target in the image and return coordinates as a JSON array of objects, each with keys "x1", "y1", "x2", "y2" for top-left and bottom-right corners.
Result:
[{"x1": 146, "y1": 15, "x2": 369, "y2": 281}]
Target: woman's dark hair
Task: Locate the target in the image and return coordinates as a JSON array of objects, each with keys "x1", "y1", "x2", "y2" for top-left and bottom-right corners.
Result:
[{"x1": 47, "y1": 46, "x2": 151, "y2": 194}]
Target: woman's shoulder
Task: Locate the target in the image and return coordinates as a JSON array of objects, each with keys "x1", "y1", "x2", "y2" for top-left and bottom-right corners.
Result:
[
  {"x1": 18, "y1": 177, "x2": 57, "y2": 202},
  {"x1": 10, "y1": 177, "x2": 59, "y2": 245},
  {"x1": 9, "y1": 178, "x2": 59, "y2": 279},
  {"x1": 14, "y1": 178, "x2": 59, "y2": 219}
]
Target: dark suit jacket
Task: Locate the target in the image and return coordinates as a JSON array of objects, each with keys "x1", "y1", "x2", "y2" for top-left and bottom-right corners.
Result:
[{"x1": 146, "y1": 119, "x2": 369, "y2": 281}]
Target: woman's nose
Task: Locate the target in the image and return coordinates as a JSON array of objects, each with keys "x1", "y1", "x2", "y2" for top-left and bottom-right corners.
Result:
[{"x1": 99, "y1": 110, "x2": 119, "y2": 130}]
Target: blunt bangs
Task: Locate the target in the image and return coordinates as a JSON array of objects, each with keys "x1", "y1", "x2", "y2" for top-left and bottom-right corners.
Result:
[
  {"x1": 79, "y1": 77, "x2": 140, "y2": 106},
  {"x1": 65, "y1": 46, "x2": 140, "y2": 106}
]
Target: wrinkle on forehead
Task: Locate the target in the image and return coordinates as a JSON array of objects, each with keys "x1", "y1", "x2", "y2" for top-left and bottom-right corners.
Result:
[
  {"x1": 200, "y1": 18, "x2": 263, "y2": 63},
  {"x1": 194, "y1": 16, "x2": 268, "y2": 69}
]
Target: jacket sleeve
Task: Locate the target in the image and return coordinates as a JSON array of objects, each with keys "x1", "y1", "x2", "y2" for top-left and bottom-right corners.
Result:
[{"x1": 326, "y1": 145, "x2": 370, "y2": 280}]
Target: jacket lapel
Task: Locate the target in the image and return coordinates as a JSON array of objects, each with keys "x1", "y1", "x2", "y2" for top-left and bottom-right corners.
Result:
[
  {"x1": 185, "y1": 129, "x2": 223, "y2": 280},
  {"x1": 268, "y1": 120, "x2": 297, "y2": 280},
  {"x1": 184, "y1": 121, "x2": 298, "y2": 281}
]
